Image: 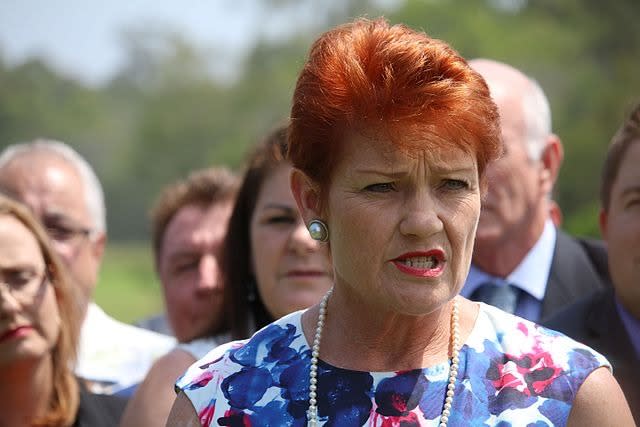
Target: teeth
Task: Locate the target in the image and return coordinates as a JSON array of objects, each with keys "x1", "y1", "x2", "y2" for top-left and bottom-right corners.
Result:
[{"x1": 401, "y1": 256, "x2": 438, "y2": 269}]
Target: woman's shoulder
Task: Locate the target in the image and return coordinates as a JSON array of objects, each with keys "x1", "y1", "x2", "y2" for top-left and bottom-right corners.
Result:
[{"x1": 175, "y1": 310, "x2": 308, "y2": 397}]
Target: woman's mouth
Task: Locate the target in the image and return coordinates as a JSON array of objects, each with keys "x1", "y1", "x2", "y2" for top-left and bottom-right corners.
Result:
[
  {"x1": 392, "y1": 250, "x2": 445, "y2": 277},
  {"x1": 0, "y1": 325, "x2": 33, "y2": 342},
  {"x1": 286, "y1": 270, "x2": 328, "y2": 278}
]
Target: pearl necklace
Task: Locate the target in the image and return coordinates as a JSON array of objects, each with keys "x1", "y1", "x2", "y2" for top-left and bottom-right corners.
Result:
[{"x1": 306, "y1": 289, "x2": 460, "y2": 427}]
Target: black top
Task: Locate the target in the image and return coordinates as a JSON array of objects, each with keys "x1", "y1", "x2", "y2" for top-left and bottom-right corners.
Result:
[{"x1": 73, "y1": 381, "x2": 128, "y2": 427}]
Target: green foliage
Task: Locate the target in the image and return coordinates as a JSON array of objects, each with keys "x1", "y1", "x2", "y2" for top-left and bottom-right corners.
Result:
[
  {"x1": 94, "y1": 242, "x2": 163, "y2": 324},
  {"x1": 1, "y1": 0, "x2": 638, "y2": 243}
]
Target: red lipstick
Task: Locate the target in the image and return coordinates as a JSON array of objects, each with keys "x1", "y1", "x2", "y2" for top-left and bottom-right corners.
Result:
[
  {"x1": 0, "y1": 326, "x2": 33, "y2": 342},
  {"x1": 392, "y1": 250, "x2": 445, "y2": 278}
]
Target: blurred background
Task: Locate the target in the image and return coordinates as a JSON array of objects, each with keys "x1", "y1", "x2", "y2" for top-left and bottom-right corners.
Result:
[{"x1": 1, "y1": 0, "x2": 638, "y2": 323}]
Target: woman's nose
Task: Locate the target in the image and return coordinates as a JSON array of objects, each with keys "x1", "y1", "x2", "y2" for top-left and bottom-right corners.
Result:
[
  {"x1": 0, "y1": 284, "x2": 22, "y2": 316},
  {"x1": 197, "y1": 254, "x2": 223, "y2": 292},
  {"x1": 398, "y1": 190, "x2": 444, "y2": 238}
]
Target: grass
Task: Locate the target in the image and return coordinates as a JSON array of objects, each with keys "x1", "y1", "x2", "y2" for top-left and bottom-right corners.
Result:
[{"x1": 93, "y1": 241, "x2": 164, "y2": 324}]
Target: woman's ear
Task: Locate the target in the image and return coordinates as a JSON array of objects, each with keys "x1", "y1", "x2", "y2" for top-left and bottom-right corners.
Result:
[{"x1": 290, "y1": 168, "x2": 322, "y2": 224}]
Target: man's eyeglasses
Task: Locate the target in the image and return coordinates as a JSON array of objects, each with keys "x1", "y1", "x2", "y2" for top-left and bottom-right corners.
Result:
[
  {"x1": 44, "y1": 222, "x2": 92, "y2": 244},
  {"x1": 0, "y1": 270, "x2": 48, "y2": 304}
]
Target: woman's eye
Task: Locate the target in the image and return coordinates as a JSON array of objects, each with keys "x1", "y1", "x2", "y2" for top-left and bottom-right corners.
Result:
[
  {"x1": 625, "y1": 198, "x2": 640, "y2": 209},
  {"x1": 171, "y1": 259, "x2": 199, "y2": 274},
  {"x1": 5, "y1": 271, "x2": 33, "y2": 288},
  {"x1": 442, "y1": 179, "x2": 469, "y2": 190},
  {"x1": 266, "y1": 215, "x2": 295, "y2": 225},
  {"x1": 364, "y1": 183, "x2": 394, "y2": 193}
]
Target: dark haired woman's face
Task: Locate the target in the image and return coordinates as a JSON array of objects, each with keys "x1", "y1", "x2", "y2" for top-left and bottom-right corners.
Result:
[
  {"x1": 250, "y1": 164, "x2": 333, "y2": 319},
  {"x1": 0, "y1": 214, "x2": 60, "y2": 366}
]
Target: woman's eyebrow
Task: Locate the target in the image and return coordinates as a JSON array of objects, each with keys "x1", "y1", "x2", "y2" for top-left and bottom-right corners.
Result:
[{"x1": 261, "y1": 203, "x2": 297, "y2": 213}]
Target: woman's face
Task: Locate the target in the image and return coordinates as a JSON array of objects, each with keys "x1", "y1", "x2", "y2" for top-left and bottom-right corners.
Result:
[
  {"x1": 0, "y1": 214, "x2": 60, "y2": 366},
  {"x1": 325, "y1": 133, "x2": 480, "y2": 316},
  {"x1": 250, "y1": 164, "x2": 333, "y2": 320}
]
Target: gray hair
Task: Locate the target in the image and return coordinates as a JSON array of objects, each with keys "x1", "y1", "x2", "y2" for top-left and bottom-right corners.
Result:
[
  {"x1": 521, "y1": 78, "x2": 552, "y2": 161},
  {"x1": 0, "y1": 139, "x2": 106, "y2": 234}
]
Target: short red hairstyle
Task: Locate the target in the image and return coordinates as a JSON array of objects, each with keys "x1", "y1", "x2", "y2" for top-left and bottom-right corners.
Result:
[{"x1": 288, "y1": 18, "x2": 501, "y2": 199}]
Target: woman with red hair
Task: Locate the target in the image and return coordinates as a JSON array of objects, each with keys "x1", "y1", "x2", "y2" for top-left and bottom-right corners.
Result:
[{"x1": 169, "y1": 18, "x2": 632, "y2": 426}]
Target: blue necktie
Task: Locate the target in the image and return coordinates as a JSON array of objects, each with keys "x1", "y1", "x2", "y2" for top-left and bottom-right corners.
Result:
[{"x1": 470, "y1": 282, "x2": 519, "y2": 314}]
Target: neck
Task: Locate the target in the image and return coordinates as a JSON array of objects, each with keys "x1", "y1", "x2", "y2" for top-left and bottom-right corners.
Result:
[
  {"x1": 0, "y1": 356, "x2": 54, "y2": 427},
  {"x1": 473, "y1": 213, "x2": 548, "y2": 278},
  {"x1": 302, "y1": 289, "x2": 476, "y2": 372}
]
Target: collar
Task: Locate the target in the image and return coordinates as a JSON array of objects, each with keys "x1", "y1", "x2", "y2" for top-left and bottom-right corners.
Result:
[{"x1": 463, "y1": 219, "x2": 557, "y2": 301}]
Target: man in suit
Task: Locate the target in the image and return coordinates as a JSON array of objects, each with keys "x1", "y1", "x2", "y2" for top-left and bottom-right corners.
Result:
[
  {"x1": 545, "y1": 103, "x2": 640, "y2": 420},
  {"x1": 460, "y1": 59, "x2": 607, "y2": 322}
]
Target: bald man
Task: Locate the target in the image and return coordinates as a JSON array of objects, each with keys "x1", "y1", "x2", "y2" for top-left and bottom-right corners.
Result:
[{"x1": 461, "y1": 59, "x2": 608, "y2": 322}]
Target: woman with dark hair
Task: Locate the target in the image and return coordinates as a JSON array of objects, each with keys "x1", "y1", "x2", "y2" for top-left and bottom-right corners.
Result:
[
  {"x1": 169, "y1": 18, "x2": 632, "y2": 426},
  {"x1": 0, "y1": 194, "x2": 125, "y2": 426},
  {"x1": 223, "y1": 123, "x2": 333, "y2": 340}
]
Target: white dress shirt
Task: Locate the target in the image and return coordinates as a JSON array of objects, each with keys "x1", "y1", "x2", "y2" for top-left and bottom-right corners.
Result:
[{"x1": 76, "y1": 303, "x2": 176, "y2": 394}]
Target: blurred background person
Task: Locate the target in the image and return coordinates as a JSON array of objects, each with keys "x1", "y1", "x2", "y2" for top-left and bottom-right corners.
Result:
[
  {"x1": 0, "y1": 194, "x2": 126, "y2": 426},
  {"x1": 136, "y1": 167, "x2": 237, "y2": 340},
  {"x1": 224, "y1": 123, "x2": 334, "y2": 340},
  {"x1": 545, "y1": 102, "x2": 640, "y2": 421},
  {"x1": 118, "y1": 166, "x2": 236, "y2": 410},
  {"x1": 121, "y1": 123, "x2": 333, "y2": 427},
  {"x1": 461, "y1": 59, "x2": 608, "y2": 322},
  {"x1": 0, "y1": 140, "x2": 175, "y2": 394}
]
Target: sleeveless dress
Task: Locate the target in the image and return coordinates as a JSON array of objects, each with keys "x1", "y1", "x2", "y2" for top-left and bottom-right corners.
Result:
[{"x1": 176, "y1": 303, "x2": 609, "y2": 426}]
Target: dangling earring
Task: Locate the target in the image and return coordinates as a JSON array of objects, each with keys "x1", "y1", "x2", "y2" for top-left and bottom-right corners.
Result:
[
  {"x1": 247, "y1": 279, "x2": 257, "y2": 303},
  {"x1": 308, "y1": 219, "x2": 329, "y2": 242}
]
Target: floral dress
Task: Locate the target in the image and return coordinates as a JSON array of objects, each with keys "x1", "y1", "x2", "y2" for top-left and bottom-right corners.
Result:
[{"x1": 176, "y1": 303, "x2": 609, "y2": 426}]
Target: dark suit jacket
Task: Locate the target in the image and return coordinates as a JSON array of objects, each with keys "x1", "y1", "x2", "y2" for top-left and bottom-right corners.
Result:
[
  {"x1": 540, "y1": 231, "x2": 609, "y2": 320},
  {"x1": 543, "y1": 288, "x2": 640, "y2": 422}
]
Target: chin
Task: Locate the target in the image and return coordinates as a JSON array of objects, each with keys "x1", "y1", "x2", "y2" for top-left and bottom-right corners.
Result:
[{"x1": 0, "y1": 341, "x2": 48, "y2": 365}]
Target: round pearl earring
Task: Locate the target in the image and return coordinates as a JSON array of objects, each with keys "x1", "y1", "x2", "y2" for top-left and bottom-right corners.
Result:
[{"x1": 308, "y1": 220, "x2": 329, "y2": 242}]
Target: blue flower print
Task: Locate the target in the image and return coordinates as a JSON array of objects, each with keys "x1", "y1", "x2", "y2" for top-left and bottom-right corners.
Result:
[
  {"x1": 375, "y1": 370, "x2": 428, "y2": 416},
  {"x1": 316, "y1": 362, "x2": 373, "y2": 426},
  {"x1": 231, "y1": 323, "x2": 300, "y2": 367},
  {"x1": 222, "y1": 366, "x2": 273, "y2": 409}
]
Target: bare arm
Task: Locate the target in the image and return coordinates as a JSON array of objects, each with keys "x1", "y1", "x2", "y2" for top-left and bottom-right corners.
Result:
[
  {"x1": 166, "y1": 391, "x2": 201, "y2": 427},
  {"x1": 120, "y1": 349, "x2": 196, "y2": 427},
  {"x1": 567, "y1": 367, "x2": 635, "y2": 427}
]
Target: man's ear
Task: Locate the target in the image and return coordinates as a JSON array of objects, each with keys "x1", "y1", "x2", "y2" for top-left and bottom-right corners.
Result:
[
  {"x1": 599, "y1": 208, "x2": 608, "y2": 241},
  {"x1": 91, "y1": 231, "x2": 106, "y2": 262},
  {"x1": 290, "y1": 168, "x2": 322, "y2": 225},
  {"x1": 539, "y1": 133, "x2": 564, "y2": 194}
]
